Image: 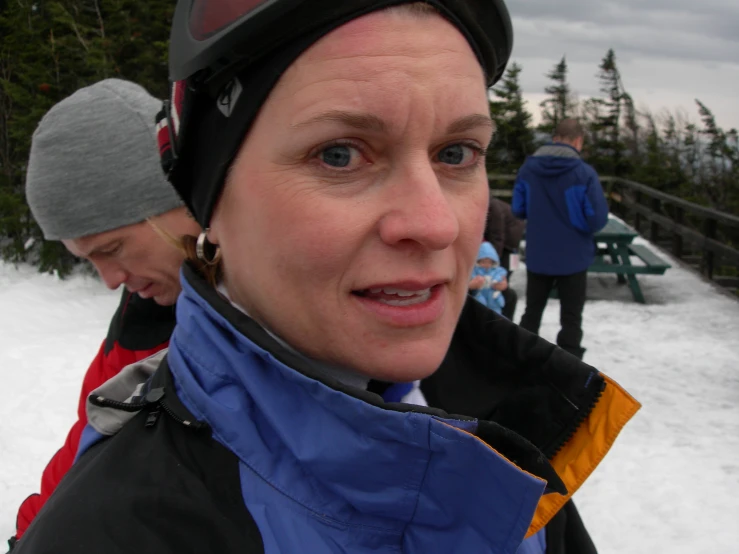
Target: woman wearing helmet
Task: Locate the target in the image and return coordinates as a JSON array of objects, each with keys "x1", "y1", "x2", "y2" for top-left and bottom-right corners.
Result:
[{"x1": 13, "y1": 2, "x2": 639, "y2": 553}]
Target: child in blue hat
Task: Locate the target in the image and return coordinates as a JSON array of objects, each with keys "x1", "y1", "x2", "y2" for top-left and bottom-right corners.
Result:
[{"x1": 470, "y1": 241, "x2": 508, "y2": 315}]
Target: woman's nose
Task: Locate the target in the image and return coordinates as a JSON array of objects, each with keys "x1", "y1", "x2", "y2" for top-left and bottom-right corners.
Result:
[{"x1": 378, "y1": 162, "x2": 460, "y2": 251}]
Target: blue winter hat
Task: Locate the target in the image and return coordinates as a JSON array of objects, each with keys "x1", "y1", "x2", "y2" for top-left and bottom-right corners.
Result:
[{"x1": 477, "y1": 241, "x2": 500, "y2": 264}]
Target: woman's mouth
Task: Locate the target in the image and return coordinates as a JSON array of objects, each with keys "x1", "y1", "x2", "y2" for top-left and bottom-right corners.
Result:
[
  {"x1": 352, "y1": 283, "x2": 445, "y2": 327},
  {"x1": 358, "y1": 287, "x2": 433, "y2": 306}
]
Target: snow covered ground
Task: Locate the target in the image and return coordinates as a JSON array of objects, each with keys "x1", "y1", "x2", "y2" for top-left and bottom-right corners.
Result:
[
  {"x1": 0, "y1": 262, "x2": 120, "y2": 547},
  {"x1": 1, "y1": 240, "x2": 738, "y2": 552}
]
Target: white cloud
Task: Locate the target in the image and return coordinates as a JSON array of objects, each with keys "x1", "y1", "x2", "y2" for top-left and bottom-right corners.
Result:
[{"x1": 507, "y1": 0, "x2": 739, "y2": 130}]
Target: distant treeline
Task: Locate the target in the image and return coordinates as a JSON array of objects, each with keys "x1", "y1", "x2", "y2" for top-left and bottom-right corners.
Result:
[
  {"x1": 488, "y1": 51, "x2": 738, "y2": 217},
  {"x1": 1, "y1": 1, "x2": 736, "y2": 274}
]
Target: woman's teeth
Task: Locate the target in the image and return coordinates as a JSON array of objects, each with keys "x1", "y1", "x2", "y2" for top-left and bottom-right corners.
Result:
[{"x1": 365, "y1": 287, "x2": 432, "y2": 306}]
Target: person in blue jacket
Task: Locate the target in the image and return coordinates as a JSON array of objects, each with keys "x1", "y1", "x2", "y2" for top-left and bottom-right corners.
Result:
[
  {"x1": 469, "y1": 241, "x2": 508, "y2": 314},
  {"x1": 512, "y1": 119, "x2": 609, "y2": 360}
]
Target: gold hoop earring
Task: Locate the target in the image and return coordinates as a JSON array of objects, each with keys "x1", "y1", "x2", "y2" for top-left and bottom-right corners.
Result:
[{"x1": 196, "y1": 230, "x2": 222, "y2": 266}]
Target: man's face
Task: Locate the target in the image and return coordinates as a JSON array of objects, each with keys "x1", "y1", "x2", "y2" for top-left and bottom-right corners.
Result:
[{"x1": 62, "y1": 208, "x2": 200, "y2": 306}]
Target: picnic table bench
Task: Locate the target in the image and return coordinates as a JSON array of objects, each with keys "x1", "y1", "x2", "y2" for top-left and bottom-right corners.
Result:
[{"x1": 589, "y1": 218, "x2": 671, "y2": 303}]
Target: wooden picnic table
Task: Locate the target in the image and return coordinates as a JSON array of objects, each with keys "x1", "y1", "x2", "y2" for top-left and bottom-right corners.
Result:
[{"x1": 590, "y1": 218, "x2": 671, "y2": 303}]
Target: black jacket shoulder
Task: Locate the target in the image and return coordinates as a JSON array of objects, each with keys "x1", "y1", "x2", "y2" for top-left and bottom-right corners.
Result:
[
  {"x1": 422, "y1": 298, "x2": 604, "y2": 460},
  {"x1": 14, "y1": 363, "x2": 264, "y2": 554},
  {"x1": 104, "y1": 289, "x2": 177, "y2": 354}
]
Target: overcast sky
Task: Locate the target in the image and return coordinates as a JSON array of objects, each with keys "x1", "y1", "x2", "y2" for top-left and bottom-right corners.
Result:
[{"x1": 508, "y1": 0, "x2": 739, "y2": 131}]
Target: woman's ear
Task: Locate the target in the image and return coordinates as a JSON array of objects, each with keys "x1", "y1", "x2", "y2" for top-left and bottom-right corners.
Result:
[
  {"x1": 206, "y1": 224, "x2": 220, "y2": 247},
  {"x1": 207, "y1": 188, "x2": 229, "y2": 247}
]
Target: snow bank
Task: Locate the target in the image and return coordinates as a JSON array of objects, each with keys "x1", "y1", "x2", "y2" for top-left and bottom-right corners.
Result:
[
  {"x1": 0, "y1": 262, "x2": 119, "y2": 545},
  {"x1": 514, "y1": 240, "x2": 739, "y2": 553}
]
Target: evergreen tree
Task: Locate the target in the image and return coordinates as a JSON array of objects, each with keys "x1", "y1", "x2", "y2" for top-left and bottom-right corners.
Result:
[
  {"x1": 539, "y1": 56, "x2": 574, "y2": 135},
  {"x1": 488, "y1": 62, "x2": 535, "y2": 172},
  {"x1": 578, "y1": 49, "x2": 641, "y2": 179},
  {"x1": 589, "y1": 49, "x2": 626, "y2": 175},
  {"x1": 652, "y1": 113, "x2": 687, "y2": 195},
  {"x1": 0, "y1": 0, "x2": 53, "y2": 265},
  {"x1": 682, "y1": 120, "x2": 703, "y2": 197},
  {"x1": 622, "y1": 92, "x2": 640, "y2": 170},
  {"x1": 578, "y1": 97, "x2": 603, "y2": 161},
  {"x1": 631, "y1": 112, "x2": 661, "y2": 188},
  {"x1": 695, "y1": 100, "x2": 739, "y2": 212}
]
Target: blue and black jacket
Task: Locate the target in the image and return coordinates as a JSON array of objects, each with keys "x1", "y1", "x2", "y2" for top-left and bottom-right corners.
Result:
[
  {"x1": 512, "y1": 144, "x2": 609, "y2": 275},
  {"x1": 14, "y1": 264, "x2": 639, "y2": 554}
]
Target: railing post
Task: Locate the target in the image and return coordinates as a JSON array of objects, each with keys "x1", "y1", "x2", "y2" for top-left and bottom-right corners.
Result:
[
  {"x1": 702, "y1": 218, "x2": 717, "y2": 280},
  {"x1": 616, "y1": 180, "x2": 626, "y2": 222},
  {"x1": 650, "y1": 197, "x2": 660, "y2": 243},
  {"x1": 605, "y1": 179, "x2": 617, "y2": 218},
  {"x1": 673, "y1": 207, "x2": 684, "y2": 259},
  {"x1": 634, "y1": 191, "x2": 642, "y2": 232}
]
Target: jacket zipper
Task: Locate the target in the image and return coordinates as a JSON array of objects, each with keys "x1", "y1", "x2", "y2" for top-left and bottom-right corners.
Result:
[
  {"x1": 545, "y1": 379, "x2": 605, "y2": 460},
  {"x1": 89, "y1": 395, "x2": 146, "y2": 412},
  {"x1": 90, "y1": 388, "x2": 208, "y2": 430},
  {"x1": 159, "y1": 398, "x2": 208, "y2": 430}
]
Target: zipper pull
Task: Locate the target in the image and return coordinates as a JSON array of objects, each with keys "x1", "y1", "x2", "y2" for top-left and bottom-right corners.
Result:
[
  {"x1": 144, "y1": 388, "x2": 165, "y2": 428},
  {"x1": 145, "y1": 387, "x2": 165, "y2": 403},
  {"x1": 145, "y1": 405, "x2": 161, "y2": 428}
]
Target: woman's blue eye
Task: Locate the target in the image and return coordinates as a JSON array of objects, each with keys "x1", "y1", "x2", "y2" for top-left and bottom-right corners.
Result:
[
  {"x1": 437, "y1": 144, "x2": 475, "y2": 165},
  {"x1": 320, "y1": 145, "x2": 353, "y2": 168}
]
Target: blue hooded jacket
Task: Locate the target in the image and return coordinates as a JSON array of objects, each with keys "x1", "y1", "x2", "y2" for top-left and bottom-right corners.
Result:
[
  {"x1": 471, "y1": 241, "x2": 507, "y2": 314},
  {"x1": 163, "y1": 278, "x2": 550, "y2": 553},
  {"x1": 512, "y1": 144, "x2": 609, "y2": 275},
  {"x1": 72, "y1": 275, "x2": 554, "y2": 554}
]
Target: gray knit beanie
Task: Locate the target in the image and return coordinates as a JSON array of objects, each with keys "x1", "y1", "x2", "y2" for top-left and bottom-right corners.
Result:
[{"x1": 26, "y1": 78, "x2": 183, "y2": 240}]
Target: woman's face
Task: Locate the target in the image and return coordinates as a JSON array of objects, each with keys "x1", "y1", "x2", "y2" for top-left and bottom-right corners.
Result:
[{"x1": 210, "y1": 9, "x2": 493, "y2": 381}]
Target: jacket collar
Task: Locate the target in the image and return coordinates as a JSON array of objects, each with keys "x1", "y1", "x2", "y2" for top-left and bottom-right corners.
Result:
[
  {"x1": 534, "y1": 142, "x2": 581, "y2": 159},
  {"x1": 165, "y1": 263, "x2": 563, "y2": 550}
]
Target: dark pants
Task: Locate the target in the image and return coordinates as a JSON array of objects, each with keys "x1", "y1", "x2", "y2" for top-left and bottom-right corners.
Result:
[
  {"x1": 520, "y1": 270, "x2": 587, "y2": 359},
  {"x1": 501, "y1": 251, "x2": 517, "y2": 320},
  {"x1": 501, "y1": 287, "x2": 517, "y2": 320}
]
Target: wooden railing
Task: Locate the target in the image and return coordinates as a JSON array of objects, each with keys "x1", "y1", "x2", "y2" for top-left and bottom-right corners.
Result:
[
  {"x1": 487, "y1": 174, "x2": 517, "y2": 198},
  {"x1": 488, "y1": 173, "x2": 739, "y2": 296}
]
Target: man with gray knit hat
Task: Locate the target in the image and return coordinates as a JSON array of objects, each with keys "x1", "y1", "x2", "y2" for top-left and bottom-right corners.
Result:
[
  {"x1": 10, "y1": 79, "x2": 200, "y2": 550},
  {"x1": 25, "y1": 78, "x2": 199, "y2": 305}
]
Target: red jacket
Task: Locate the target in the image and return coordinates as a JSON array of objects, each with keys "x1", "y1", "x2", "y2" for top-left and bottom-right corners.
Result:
[{"x1": 13, "y1": 290, "x2": 176, "y2": 540}]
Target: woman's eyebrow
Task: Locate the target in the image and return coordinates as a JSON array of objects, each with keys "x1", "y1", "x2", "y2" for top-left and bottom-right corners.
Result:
[
  {"x1": 446, "y1": 114, "x2": 494, "y2": 134},
  {"x1": 292, "y1": 111, "x2": 388, "y2": 133},
  {"x1": 292, "y1": 111, "x2": 493, "y2": 135}
]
